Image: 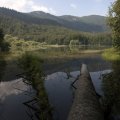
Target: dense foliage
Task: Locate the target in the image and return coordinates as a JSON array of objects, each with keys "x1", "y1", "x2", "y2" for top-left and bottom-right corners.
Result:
[
  {"x1": 18, "y1": 53, "x2": 52, "y2": 119},
  {"x1": 102, "y1": 0, "x2": 120, "y2": 119},
  {"x1": 0, "y1": 29, "x2": 4, "y2": 47},
  {"x1": 0, "y1": 28, "x2": 10, "y2": 51},
  {"x1": 108, "y1": 0, "x2": 120, "y2": 49},
  {"x1": 1, "y1": 24, "x2": 112, "y2": 47},
  {"x1": 0, "y1": 56, "x2": 6, "y2": 81},
  {"x1": 4, "y1": 34, "x2": 45, "y2": 51},
  {"x1": 102, "y1": 60, "x2": 120, "y2": 119}
]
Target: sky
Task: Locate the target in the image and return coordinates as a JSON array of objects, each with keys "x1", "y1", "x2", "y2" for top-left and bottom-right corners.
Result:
[{"x1": 0, "y1": 0, "x2": 115, "y2": 16}]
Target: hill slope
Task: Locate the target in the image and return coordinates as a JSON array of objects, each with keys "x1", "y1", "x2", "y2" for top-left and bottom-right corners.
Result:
[
  {"x1": 0, "y1": 7, "x2": 111, "y2": 45},
  {"x1": 0, "y1": 7, "x2": 61, "y2": 26},
  {"x1": 29, "y1": 11, "x2": 109, "y2": 32},
  {"x1": 0, "y1": 7, "x2": 109, "y2": 32}
]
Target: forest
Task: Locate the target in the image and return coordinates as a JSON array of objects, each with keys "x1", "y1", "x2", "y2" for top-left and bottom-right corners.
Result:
[{"x1": 0, "y1": 7, "x2": 112, "y2": 49}]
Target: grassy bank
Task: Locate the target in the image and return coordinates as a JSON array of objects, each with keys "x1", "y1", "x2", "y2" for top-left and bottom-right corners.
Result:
[{"x1": 102, "y1": 48, "x2": 120, "y2": 61}]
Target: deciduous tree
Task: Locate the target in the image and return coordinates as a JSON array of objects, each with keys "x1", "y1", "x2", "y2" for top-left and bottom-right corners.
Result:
[{"x1": 108, "y1": 0, "x2": 120, "y2": 49}]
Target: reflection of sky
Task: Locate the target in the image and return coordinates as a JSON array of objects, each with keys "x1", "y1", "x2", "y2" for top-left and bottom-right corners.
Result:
[
  {"x1": 0, "y1": 69, "x2": 112, "y2": 120},
  {"x1": 0, "y1": 79, "x2": 29, "y2": 101},
  {"x1": 45, "y1": 70, "x2": 111, "y2": 120},
  {"x1": 0, "y1": 79, "x2": 35, "y2": 120},
  {"x1": 45, "y1": 72, "x2": 73, "y2": 120},
  {"x1": 90, "y1": 70, "x2": 112, "y2": 95}
]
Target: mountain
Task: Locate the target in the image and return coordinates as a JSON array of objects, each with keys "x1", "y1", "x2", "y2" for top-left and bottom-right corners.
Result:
[
  {"x1": 0, "y1": 7, "x2": 112, "y2": 45},
  {"x1": 60, "y1": 15, "x2": 106, "y2": 25},
  {"x1": 29, "y1": 11, "x2": 109, "y2": 32},
  {"x1": 0, "y1": 7, "x2": 109, "y2": 33},
  {"x1": 0, "y1": 7, "x2": 61, "y2": 26},
  {"x1": 29, "y1": 11, "x2": 60, "y2": 22}
]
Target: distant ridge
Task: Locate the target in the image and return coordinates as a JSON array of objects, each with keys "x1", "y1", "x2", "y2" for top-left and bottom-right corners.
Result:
[{"x1": 0, "y1": 7, "x2": 109, "y2": 32}]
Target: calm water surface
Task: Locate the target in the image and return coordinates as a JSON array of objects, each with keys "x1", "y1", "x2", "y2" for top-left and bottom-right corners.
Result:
[
  {"x1": 0, "y1": 47, "x2": 112, "y2": 120},
  {"x1": 45, "y1": 70, "x2": 112, "y2": 120}
]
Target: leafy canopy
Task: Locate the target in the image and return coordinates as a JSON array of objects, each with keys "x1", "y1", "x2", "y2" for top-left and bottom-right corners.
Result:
[{"x1": 108, "y1": 0, "x2": 120, "y2": 49}]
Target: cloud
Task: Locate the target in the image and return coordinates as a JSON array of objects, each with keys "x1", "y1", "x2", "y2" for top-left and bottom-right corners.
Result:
[
  {"x1": 0, "y1": 0, "x2": 27, "y2": 11},
  {"x1": 31, "y1": 5, "x2": 56, "y2": 15},
  {"x1": 0, "y1": 0, "x2": 56, "y2": 14},
  {"x1": 70, "y1": 3, "x2": 77, "y2": 9}
]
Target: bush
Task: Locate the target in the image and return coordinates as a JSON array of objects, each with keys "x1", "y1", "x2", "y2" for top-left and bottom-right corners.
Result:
[{"x1": 18, "y1": 53, "x2": 52, "y2": 119}]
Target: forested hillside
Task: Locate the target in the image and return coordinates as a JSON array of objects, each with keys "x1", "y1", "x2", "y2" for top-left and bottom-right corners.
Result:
[
  {"x1": 60, "y1": 15, "x2": 108, "y2": 31},
  {"x1": 0, "y1": 7, "x2": 112, "y2": 45},
  {"x1": 0, "y1": 7, "x2": 109, "y2": 32},
  {"x1": 29, "y1": 11, "x2": 109, "y2": 32}
]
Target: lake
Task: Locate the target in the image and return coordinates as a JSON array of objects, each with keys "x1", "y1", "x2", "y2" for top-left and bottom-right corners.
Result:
[{"x1": 0, "y1": 46, "x2": 112, "y2": 120}]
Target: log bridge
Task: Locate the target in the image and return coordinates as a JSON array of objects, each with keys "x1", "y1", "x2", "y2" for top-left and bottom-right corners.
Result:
[{"x1": 68, "y1": 64, "x2": 104, "y2": 120}]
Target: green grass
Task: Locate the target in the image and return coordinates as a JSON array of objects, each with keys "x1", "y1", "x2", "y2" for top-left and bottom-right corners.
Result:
[{"x1": 102, "y1": 48, "x2": 120, "y2": 61}]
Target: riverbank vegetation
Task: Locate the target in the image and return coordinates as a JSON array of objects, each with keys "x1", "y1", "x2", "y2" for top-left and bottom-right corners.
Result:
[
  {"x1": 4, "y1": 34, "x2": 46, "y2": 52},
  {"x1": 1, "y1": 31, "x2": 111, "y2": 55},
  {"x1": 4, "y1": 30, "x2": 112, "y2": 46},
  {"x1": 102, "y1": 60, "x2": 120, "y2": 119},
  {"x1": 4, "y1": 32, "x2": 112, "y2": 51},
  {"x1": 102, "y1": 0, "x2": 120, "y2": 60},
  {"x1": 1, "y1": 32, "x2": 108, "y2": 62},
  {"x1": 0, "y1": 55, "x2": 6, "y2": 81},
  {"x1": 102, "y1": 48, "x2": 120, "y2": 61},
  {"x1": 102, "y1": 0, "x2": 120, "y2": 119},
  {"x1": 0, "y1": 28, "x2": 10, "y2": 51},
  {"x1": 18, "y1": 53, "x2": 52, "y2": 120}
]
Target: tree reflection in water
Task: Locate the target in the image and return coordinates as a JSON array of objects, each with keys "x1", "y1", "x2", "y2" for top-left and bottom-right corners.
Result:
[{"x1": 102, "y1": 60, "x2": 120, "y2": 120}]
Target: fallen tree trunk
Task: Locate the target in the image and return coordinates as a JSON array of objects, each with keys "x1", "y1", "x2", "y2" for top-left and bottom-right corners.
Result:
[{"x1": 68, "y1": 64, "x2": 104, "y2": 120}]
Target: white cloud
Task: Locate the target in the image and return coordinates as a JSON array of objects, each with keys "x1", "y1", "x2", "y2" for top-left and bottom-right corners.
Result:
[
  {"x1": 0, "y1": 0, "x2": 56, "y2": 14},
  {"x1": 1, "y1": 0, "x2": 28, "y2": 11},
  {"x1": 31, "y1": 5, "x2": 56, "y2": 15},
  {"x1": 70, "y1": 3, "x2": 77, "y2": 9}
]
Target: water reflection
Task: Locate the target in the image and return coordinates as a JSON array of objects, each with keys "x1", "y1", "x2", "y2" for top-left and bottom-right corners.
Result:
[
  {"x1": 45, "y1": 72, "x2": 73, "y2": 120},
  {"x1": 102, "y1": 60, "x2": 120, "y2": 120},
  {"x1": 0, "y1": 79, "x2": 36, "y2": 120},
  {"x1": 45, "y1": 70, "x2": 111, "y2": 120},
  {"x1": 34, "y1": 46, "x2": 111, "y2": 74},
  {"x1": 44, "y1": 54, "x2": 111, "y2": 75},
  {"x1": 50, "y1": 45, "x2": 109, "y2": 51},
  {"x1": 0, "y1": 69, "x2": 113, "y2": 120}
]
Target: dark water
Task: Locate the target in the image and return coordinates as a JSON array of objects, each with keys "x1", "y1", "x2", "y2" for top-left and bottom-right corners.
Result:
[
  {"x1": 0, "y1": 79, "x2": 37, "y2": 120},
  {"x1": 45, "y1": 70, "x2": 111, "y2": 120},
  {"x1": 0, "y1": 47, "x2": 113, "y2": 120},
  {"x1": 44, "y1": 54, "x2": 111, "y2": 74},
  {"x1": 0, "y1": 70, "x2": 111, "y2": 120},
  {"x1": 1, "y1": 46, "x2": 111, "y2": 81},
  {"x1": 36, "y1": 46, "x2": 111, "y2": 74}
]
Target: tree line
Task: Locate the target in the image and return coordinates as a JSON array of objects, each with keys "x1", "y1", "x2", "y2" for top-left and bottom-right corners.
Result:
[
  {"x1": 0, "y1": 24, "x2": 112, "y2": 47},
  {"x1": 0, "y1": 7, "x2": 113, "y2": 48}
]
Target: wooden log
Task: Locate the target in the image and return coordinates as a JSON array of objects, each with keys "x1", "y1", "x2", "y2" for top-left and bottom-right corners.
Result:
[{"x1": 68, "y1": 64, "x2": 104, "y2": 120}]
